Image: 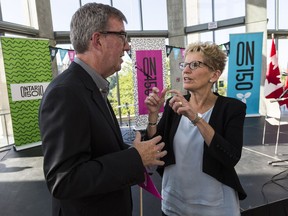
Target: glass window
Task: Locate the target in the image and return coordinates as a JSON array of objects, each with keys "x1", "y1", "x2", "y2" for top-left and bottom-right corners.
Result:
[
  {"x1": 267, "y1": 0, "x2": 275, "y2": 29},
  {"x1": 186, "y1": 0, "x2": 212, "y2": 26},
  {"x1": 198, "y1": 0, "x2": 213, "y2": 24},
  {"x1": 187, "y1": 0, "x2": 244, "y2": 26},
  {"x1": 186, "y1": 0, "x2": 199, "y2": 26},
  {"x1": 188, "y1": 26, "x2": 245, "y2": 45},
  {"x1": 0, "y1": 0, "x2": 31, "y2": 26},
  {"x1": 277, "y1": 39, "x2": 288, "y2": 73},
  {"x1": 50, "y1": 0, "x2": 79, "y2": 31},
  {"x1": 50, "y1": 0, "x2": 165, "y2": 31},
  {"x1": 214, "y1": 0, "x2": 245, "y2": 21},
  {"x1": 199, "y1": 32, "x2": 213, "y2": 42},
  {"x1": 82, "y1": 0, "x2": 111, "y2": 6},
  {"x1": 186, "y1": 32, "x2": 213, "y2": 47},
  {"x1": 215, "y1": 26, "x2": 245, "y2": 91},
  {"x1": 112, "y1": 0, "x2": 141, "y2": 30},
  {"x1": 214, "y1": 26, "x2": 245, "y2": 45},
  {"x1": 267, "y1": 39, "x2": 271, "y2": 58},
  {"x1": 142, "y1": 0, "x2": 167, "y2": 30},
  {"x1": 278, "y1": 0, "x2": 288, "y2": 29}
]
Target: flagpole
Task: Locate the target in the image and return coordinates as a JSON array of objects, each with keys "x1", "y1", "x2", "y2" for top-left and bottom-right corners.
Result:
[{"x1": 140, "y1": 187, "x2": 143, "y2": 216}]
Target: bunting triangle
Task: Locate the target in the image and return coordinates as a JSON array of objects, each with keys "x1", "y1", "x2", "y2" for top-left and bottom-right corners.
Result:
[{"x1": 49, "y1": 46, "x2": 58, "y2": 62}]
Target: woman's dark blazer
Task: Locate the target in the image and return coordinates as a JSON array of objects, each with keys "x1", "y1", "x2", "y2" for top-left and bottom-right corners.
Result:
[
  {"x1": 39, "y1": 62, "x2": 145, "y2": 216},
  {"x1": 155, "y1": 93, "x2": 247, "y2": 200}
]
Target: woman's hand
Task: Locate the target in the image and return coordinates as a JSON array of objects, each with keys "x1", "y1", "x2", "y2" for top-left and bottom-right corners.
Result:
[
  {"x1": 145, "y1": 87, "x2": 168, "y2": 114},
  {"x1": 168, "y1": 89, "x2": 195, "y2": 119}
]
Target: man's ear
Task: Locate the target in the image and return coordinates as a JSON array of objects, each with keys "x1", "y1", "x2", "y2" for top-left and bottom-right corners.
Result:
[{"x1": 91, "y1": 32, "x2": 102, "y2": 48}]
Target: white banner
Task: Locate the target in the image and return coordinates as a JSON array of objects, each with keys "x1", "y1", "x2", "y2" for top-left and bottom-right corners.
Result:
[{"x1": 10, "y1": 82, "x2": 49, "y2": 101}]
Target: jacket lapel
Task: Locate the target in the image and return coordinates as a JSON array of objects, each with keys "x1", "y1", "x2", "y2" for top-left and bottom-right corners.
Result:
[
  {"x1": 71, "y1": 62, "x2": 124, "y2": 145},
  {"x1": 90, "y1": 84, "x2": 124, "y2": 144}
]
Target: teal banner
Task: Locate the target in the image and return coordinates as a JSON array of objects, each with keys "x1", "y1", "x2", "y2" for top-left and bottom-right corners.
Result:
[{"x1": 227, "y1": 32, "x2": 263, "y2": 116}]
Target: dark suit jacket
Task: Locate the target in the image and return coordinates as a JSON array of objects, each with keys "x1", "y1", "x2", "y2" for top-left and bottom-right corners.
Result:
[
  {"x1": 154, "y1": 93, "x2": 247, "y2": 200},
  {"x1": 39, "y1": 62, "x2": 145, "y2": 216}
]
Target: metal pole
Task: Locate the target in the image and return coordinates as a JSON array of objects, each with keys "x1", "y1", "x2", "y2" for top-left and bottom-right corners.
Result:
[
  {"x1": 116, "y1": 72, "x2": 122, "y2": 125},
  {"x1": 211, "y1": 0, "x2": 218, "y2": 93},
  {"x1": 140, "y1": 188, "x2": 143, "y2": 216},
  {"x1": 139, "y1": 0, "x2": 143, "y2": 30},
  {"x1": 3, "y1": 114, "x2": 9, "y2": 145}
]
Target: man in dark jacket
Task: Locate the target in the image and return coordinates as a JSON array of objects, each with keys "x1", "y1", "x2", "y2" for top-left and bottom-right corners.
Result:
[{"x1": 38, "y1": 3, "x2": 166, "y2": 216}]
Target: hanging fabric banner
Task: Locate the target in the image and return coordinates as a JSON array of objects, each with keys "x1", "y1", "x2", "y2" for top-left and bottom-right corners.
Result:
[
  {"x1": 59, "y1": 49, "x2": 68, "y2": 62},
  {"x1": 180, "y1": 48, "x2": 185, "y2": 60},
  {"x1": 166, "y1": 45, "x2": 173, "y2": 57},
  {"x1": 68, "y1": 50, "x2": 76, "y2": 62},
  {"x1": 173, "y1": 48, "x2": 180, "y2": 60},
  {"x1": 227, "y1": 32, "x2": 263, "y2": 116},
  {"x1": 0, "y1": 37, "x2": 52, "y2": 150},
  {"x1": 223, "y1": 42, "x2": 230, "y2": 55},
  {"x1": 135, "y1": 49, "x2": 164, "y2": 115},
  {"x1": 49, "y1": 46, "x2": 58, "y2": 61},
  {"x1": 131, "y1": 38, "x2": 166, "y2": 129}
]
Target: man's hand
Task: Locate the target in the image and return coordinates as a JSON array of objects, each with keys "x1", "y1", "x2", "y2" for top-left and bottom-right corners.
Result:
[{"x1": 133, "y1": 132, "x2": 167, "y2": 167}]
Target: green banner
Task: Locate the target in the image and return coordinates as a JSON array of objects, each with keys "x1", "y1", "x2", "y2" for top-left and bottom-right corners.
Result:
[{"x1": 1, "y1": 37, "x2": 52, "y2": 149}]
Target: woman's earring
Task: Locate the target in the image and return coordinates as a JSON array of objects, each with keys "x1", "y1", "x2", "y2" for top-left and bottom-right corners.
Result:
[{"x1": 209, "y1": 80, "x2": 213, "y2": 83}]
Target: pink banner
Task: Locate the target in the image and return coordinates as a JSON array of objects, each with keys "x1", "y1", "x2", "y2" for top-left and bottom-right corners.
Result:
[
  {"x1": 136, "y1": 50, "x2": 164, "y2": 115},
  {"x1": 138, "y1": 168, "x2": 162, "y2": 200}
]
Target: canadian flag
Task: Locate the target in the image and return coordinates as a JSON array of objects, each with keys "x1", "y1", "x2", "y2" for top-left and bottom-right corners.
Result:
[{"x1": 264, "y1": 37, "x2": 284, "y2": 99}]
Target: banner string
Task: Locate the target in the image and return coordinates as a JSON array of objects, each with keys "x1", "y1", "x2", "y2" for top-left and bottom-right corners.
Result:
[{"x1": 48, "y1": 42, "x2": 230, "y2": 62}]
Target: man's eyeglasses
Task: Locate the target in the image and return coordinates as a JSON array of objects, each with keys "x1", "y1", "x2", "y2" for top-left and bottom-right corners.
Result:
[
  {"x1": 99, "y1": 31, "x2": 128, "y2": 43},
  {"x1": 179, "y1": 61, "x2": 214, "y2": 71}
]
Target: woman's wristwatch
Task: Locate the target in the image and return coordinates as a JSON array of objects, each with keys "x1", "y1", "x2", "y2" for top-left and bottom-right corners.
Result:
[{"x1": 191, "y1": 113, "x2": 202, "y2": 126}]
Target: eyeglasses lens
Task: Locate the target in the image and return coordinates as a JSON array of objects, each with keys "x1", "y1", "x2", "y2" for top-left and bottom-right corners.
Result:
[{"x1": 179, "y1": 61, "x2": 201, "y2": 70}]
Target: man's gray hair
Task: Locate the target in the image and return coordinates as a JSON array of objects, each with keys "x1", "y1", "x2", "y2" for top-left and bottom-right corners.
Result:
[{"x1": 70, "y1": 3, "x2": 127, "y2": 54}]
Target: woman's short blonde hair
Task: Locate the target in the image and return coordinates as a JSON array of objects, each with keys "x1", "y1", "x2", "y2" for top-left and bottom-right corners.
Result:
[{"x1": 185, "y1": 41, "x2": 227, "y2": 73}]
